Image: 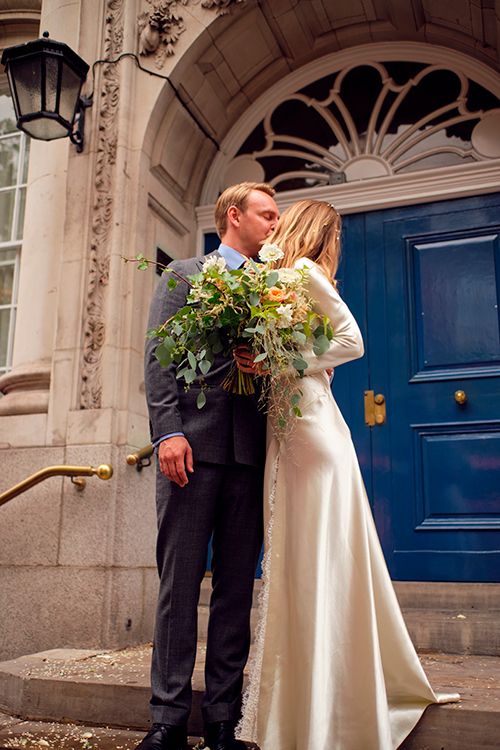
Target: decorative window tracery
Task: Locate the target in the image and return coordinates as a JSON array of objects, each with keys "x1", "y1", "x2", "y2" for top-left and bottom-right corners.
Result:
[{"x1": 225, "y1": 62, "x2": 500, "y2": 192}]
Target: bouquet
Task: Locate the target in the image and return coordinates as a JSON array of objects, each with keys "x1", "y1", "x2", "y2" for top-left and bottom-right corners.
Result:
[{"x1": 145, "y1": 244, "x2": 333, "y2": 429}]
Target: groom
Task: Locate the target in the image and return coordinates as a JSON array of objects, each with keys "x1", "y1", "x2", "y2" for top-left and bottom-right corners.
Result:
[{"x1": 138, "y1": 182, "x2": 280, "y2": 750}]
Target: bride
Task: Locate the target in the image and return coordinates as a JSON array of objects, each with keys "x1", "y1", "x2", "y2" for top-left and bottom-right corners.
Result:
[{"x1": 235, "y1": 199, "x2": 458, "y2": 750}]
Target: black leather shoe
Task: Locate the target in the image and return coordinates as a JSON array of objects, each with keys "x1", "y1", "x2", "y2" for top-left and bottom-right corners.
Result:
[
  {"x1": 135, "y1": 723, "x2": 188, "y2": 750},
  {"x1": 203, "y1": 720, "x2": 246, "y2": 750}
]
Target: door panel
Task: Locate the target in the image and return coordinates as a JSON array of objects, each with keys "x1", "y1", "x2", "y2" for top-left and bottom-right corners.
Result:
[
  {"x1": 410, "y1": 232, "x2": 500, "y2": 377},
  {"x1": 338, "y1": 193, "x2": 500, "y2": 582}
]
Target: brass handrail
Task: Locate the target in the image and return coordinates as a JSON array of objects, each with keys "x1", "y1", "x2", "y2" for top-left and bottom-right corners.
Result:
[
  {"x1": 126, "y1": 443, "x2": 154, "y2": 471},
  {"x1": 0, "y1": 464, "x2": 113, "y2": 507}
]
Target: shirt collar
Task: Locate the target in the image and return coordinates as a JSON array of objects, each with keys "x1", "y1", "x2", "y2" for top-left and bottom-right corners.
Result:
[{"x1": 217, "y1": 243, "x2": 248, "y2": 270}]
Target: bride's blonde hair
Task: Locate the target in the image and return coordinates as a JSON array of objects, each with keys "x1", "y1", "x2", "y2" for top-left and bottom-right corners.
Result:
[{"x1": 269, "y1": 199, "x2": 341, "y2": 283}]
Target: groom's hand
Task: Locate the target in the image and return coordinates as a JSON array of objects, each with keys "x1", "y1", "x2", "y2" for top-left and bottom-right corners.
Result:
[{"x1": 158, "y1": 436, "x2": 194, "y2": 487}]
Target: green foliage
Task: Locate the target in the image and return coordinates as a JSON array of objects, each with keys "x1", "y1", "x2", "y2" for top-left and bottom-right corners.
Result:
[
  {"x1": 266, "y1": 271, "x2": 279, "y2": 287},
  {"x1": 136, "y1": 252, "x2": 149, "y2": 271},
  {"x1": 313, "y1": 334, "x2": 331, "y2": 356},
  {"x1": 150, "y1": 256, "x2": 334, "y2": 426}
]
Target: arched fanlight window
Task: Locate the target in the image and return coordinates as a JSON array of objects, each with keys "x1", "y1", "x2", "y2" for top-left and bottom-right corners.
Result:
[{"x1": 225, "y1": 62, "x2": 500, "y2": 192}]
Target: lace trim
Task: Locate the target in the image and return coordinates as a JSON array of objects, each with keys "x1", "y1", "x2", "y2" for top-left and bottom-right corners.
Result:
[{"x1": 235, "y1": 452, "x2": 280, "y2": 743}]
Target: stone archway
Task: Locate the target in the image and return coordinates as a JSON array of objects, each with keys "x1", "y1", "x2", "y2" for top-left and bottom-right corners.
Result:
[{"x1": 140, "y1": 0, "x2": 500, "y2": 213}]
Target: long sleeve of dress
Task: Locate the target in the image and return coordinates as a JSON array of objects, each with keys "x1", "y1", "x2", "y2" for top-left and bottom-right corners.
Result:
[{"x1": 295, "y1": 257, "x2": 364, "y2": 374}]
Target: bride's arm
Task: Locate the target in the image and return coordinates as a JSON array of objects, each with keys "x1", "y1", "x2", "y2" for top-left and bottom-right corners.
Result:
[{"x1": 300, "y1": 260, "x2": 364, "y2": 374}]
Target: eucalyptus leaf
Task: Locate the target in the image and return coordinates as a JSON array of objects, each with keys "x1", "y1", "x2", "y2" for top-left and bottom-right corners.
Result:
[
  {"x1": 187, "y1": 350, "x2": 197, "y2": 370},
  {"x1": 313, "y1": 334, "x2": 330, "y2": 356},
  {"x1": 196, "y1": 391, "x2": 207, "y2": 409},
  {"x1": 254, "y1": 352, "x2": 268, "y2": 363},
  {"x1": 293, "y1": 357, "x2": 308, "y2": 372},
  {"x1": 212, "y1": 339, "x2": 223, "y2": 354},
  {"x1": 266, "y1": 271, "x2": 279, "y2": 287},
  {"x1": 199, "y1": 359, "x2": 212, "y2": 375},
  {"x1": 292, "y1": 330, "x2": 307, "y2": 345},
  {"x1": 184, "y1": 368, "x2": 197, "y2": 384},
  {"x1": 155, "y1": 344, "x2": 172, "y2": 367}
]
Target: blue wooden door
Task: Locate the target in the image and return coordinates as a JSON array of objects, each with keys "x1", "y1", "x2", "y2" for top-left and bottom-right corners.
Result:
[{"x1": 336, "y1": 193, "x2": 500, "y2": 582}]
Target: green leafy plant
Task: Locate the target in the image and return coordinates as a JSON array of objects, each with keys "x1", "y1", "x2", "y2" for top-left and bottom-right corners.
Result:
[{"x1": 131, "y1": 245, "x2": 334, "y2": 431}]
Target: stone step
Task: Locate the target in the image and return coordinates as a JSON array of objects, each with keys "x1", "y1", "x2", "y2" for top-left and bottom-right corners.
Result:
[
  {"x1": 0, "y1": 646, "x2": 499, "y2": 748},
  {"x1": 0, "y1": 711, "x2": 257, "y2": 749},
  {"x1": 198, "y1": 579, "x2": 500, "y2": 655},
  {"x1": 403, "y1": 608, "x2": 500, "y2": 656}
]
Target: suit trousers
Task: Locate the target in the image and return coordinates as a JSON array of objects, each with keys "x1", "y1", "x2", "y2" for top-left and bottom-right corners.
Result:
[{"x1": 150, "y1": 459, "x2": 264, "y2": 726}]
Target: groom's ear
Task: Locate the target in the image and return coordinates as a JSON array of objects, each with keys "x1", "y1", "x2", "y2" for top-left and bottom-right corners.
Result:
[{"x1": 227, "y1": 205, "x2": 241, "y2": 228}]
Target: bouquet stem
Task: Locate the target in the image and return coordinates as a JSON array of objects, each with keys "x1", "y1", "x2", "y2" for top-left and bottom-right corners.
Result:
[{"x1": 221, "y1": 363, "x2": 256, "y2": 396}]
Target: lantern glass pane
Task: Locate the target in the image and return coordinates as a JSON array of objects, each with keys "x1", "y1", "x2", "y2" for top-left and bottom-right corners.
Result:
[
  {"x1": 21, "y1": 117, "x2": 69, "y2": 140},
  {"x1": 59, "y1": 62, "x2": 82, "y2": 124},
  {"x1": 0, "y1": 189, "x2": 15, "y2": 242},
  {"x1": 10, "y1": 56, "x2": 42, "y2": 115},
  {"x1": 44, "y1": 54, "x2": 61, "y2": 114}
]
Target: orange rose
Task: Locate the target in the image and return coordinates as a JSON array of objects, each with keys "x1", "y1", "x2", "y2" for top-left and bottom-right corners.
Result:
[{"x1": 267, "y1": 286, "x2": 287, "y2": 302}]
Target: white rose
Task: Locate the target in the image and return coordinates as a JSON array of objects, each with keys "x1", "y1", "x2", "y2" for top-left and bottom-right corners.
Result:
[
  {"x1": 276, "y1": 304, "x2": 294, "y2": 327},
  {"x1": 203, "y1": 255, "x2": 227, "y2": 272},
  {"x1": 258, "y1": 243, "x2": 284, "y2": 263},
  {"x1": 277, "y1": 268, "x2": 301, "y2": 284}
]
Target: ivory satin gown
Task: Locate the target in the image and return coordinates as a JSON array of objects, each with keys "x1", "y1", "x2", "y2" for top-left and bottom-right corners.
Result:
[{"x1": 237, "y1": 258, "x2": 459, "y2": 750}]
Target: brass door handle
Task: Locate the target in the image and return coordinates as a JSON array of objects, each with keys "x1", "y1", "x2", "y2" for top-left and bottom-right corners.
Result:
[
  {"x1": 454, "y1": 390, "x2": 467, "y2": 405},
  {"x1": 364, "y1": 390, "x2": 386, "y2": 426}
]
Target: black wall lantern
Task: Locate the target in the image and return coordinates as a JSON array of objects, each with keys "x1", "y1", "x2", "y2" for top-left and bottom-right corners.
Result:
[
  {"x1": 1, "y1": 33, "x2": 219, "y2": 156},
  {"x1": 1, "y1": 31, "x2": 90, "y2": 152}
]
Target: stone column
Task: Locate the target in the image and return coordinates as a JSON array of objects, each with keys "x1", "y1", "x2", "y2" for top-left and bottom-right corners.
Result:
[{"x1": 0, "y1": 1, "x2": 79, "y2": 417}]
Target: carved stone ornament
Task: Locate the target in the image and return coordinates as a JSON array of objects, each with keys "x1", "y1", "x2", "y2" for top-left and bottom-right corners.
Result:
[
  {"x1": 80, "y1": 0, "x2": 124, "y2": 410},
  {"x1": 138, "y1": 0, "x2": 246, "y2": 67}
]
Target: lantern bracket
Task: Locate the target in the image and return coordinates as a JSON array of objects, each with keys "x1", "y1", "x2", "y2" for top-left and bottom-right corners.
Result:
[{"x1": 69, "y1": 95, "x2": 92, "y2": 153}]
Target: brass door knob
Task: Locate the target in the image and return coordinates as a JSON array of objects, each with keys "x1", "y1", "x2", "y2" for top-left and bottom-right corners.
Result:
[{"x1": 454, "y1": 390, "x2": 467, "y2": 405}]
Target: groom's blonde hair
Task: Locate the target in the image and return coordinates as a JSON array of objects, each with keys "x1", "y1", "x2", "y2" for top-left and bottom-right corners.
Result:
[
  {"x1": 269, "y1": 199, "x2": 342, "y2": 284},
  {"x1": 215, "y1": 181, "x2": 275, "y2": 237}
]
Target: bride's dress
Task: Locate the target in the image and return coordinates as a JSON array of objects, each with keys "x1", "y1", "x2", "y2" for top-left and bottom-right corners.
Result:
[{"x1": 237, "y1": 258, "x2": 459, "y2": 750}]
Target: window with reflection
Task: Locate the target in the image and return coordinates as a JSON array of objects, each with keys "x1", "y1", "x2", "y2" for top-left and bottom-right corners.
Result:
[{"x1": 0, "y1": 90, "x2": 29, "y2": 373}]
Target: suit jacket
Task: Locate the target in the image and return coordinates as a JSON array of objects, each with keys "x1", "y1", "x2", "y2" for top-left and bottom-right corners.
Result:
[{"x1": 144, "y1": 252, "x2": 266, "y2": 467}]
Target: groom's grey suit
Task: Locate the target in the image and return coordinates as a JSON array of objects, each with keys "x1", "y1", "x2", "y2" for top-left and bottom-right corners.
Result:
[{"x1": 144, "y1": 251, "x2": 265, "y2": 728}]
